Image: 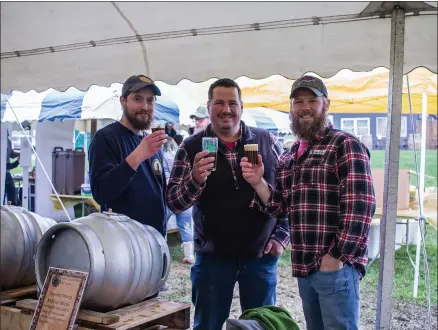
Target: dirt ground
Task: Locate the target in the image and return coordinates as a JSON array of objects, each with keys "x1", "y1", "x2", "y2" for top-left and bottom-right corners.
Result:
[{"x1": 160, "y1": 261, "x2": 438, "y2": 330}]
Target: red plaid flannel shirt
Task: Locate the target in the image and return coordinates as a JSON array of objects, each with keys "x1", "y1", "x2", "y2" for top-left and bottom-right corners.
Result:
[{"x1": 262, "y1": 125, "x2": 376, "y2": 278}]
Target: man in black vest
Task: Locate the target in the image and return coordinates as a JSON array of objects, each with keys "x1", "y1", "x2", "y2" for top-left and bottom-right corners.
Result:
[{"x1": 167, "y1": 78, "x2": 290, "y2": 330}]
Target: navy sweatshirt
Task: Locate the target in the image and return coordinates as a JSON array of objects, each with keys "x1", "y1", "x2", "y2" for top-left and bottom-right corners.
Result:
[{"x1": 88, "y1": 121, "x2": 167, "y2": 235}]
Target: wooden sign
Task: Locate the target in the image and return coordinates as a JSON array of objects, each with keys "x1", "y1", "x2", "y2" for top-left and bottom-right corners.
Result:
[{"x1": 30, "y1": 267, "x2": 88, "y2": 330}]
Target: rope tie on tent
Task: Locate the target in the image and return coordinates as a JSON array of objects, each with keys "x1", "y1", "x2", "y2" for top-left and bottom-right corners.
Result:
[{"x1": 4, "y1": 96, "x2": 72, "y2": 222}]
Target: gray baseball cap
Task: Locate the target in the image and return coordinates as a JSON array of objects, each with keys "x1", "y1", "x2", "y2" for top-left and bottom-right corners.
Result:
[
  {"x1": 190, "y1": 106, "x2": 209, "y2": 119},
  {"x1": 122, "y1": 75, "x2": 161, "y2": 97},
  {"x1": 290, "y1": 75, "x2": 328, "y2": 99}
]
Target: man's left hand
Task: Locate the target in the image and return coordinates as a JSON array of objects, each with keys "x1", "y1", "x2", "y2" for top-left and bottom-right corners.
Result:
[
  {"x1": 320, "y1": 253, "x2": 343, "y2": 272},
  {"x1": 264, "y1": 239, "x2": 284, "y2": 257}
]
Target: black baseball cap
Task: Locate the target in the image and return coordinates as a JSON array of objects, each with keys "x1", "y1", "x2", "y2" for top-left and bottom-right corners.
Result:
[
  {"x1": 122, "y1": 75, "x2": 161, "y2": 97},
  {"x1": 290, "y1": 75, "x2": 328, "y2": 99}
]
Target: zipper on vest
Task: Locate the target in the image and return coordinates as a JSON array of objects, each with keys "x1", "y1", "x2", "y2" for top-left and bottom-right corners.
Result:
[{"x1": 233, "y1": 175, "x2": 239, "y2": 190}]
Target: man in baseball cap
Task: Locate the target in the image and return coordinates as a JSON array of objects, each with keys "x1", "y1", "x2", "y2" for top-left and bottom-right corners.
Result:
[
  {"x1": 89, "y1": 73, "x2": 169, "y2": 298},
  {"x1": 189, "y1": 105, "x2": 210, "y2": 134},
  {"x1": 240, "y1": 74, "x2": 375, "y2": 330},
  {"x1": 288, "y1": 75, "x2": 329, "y2": 141},
  {"x1": 290, "y1": 75, "x2": 328, "y2": 99},
  {"x1": 122, "y1": 75, "x2": 161, "y2": 97}
]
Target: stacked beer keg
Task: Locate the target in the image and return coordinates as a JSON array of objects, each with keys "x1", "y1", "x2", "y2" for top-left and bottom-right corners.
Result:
[
  {"x1": 0, "y1": 205, "x2": 56, "y2": 290},
  {"x1": 1, "y1": 206, "x2": 170, "y2": 312}
]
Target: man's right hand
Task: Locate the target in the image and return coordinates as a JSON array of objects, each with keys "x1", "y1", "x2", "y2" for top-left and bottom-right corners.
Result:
[
  {"x1": 138, "y1": 130, "x2": 168, "y2": 160},
  {"x1": 126, "y1": 130, "x2": 167, "y2": 170},
  {"x1": 240, "y1": 154, "x2": 264, "y2": 186},
  {"x1": 192, "y1": 150, "x2": 215, "y2": 185}
]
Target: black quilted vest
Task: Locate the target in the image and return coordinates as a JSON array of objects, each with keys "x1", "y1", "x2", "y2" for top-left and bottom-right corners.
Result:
[{"x1": 183, "y1": 122, "x2": 279, "y2": 258}]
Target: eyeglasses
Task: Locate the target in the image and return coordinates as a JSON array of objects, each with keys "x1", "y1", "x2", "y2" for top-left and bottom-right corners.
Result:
[{"x1": 193, "y1": 117, "x2": 205, "y2": 122}]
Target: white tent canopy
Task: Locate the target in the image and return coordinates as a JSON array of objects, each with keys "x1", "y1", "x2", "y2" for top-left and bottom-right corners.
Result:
[{"x1": 1, "y1": 1, "x2": 436, "y2": 93}]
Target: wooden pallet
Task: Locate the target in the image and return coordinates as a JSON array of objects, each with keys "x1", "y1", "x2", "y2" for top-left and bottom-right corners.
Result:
[
  {"x1": 0, "y1": 285, "x2": 37, "y2": 306},
  {"x1": 0, "y1": 298, "x2": 191, "y2": 330}
]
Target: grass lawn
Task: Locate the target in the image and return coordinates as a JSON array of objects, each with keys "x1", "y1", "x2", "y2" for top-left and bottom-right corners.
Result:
[
  {"x1": 362, "y1": 226, "x2": 437, "y2": 305},
  {"x1": 280, "y1": 229, "x2": 437, "y2": 306},
  {"x1": 370, "y1": 150, "x2": 437, "y2": 187}
]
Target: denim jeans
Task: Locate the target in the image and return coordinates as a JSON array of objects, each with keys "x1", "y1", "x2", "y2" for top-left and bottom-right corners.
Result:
[
  {"x1": 166, "y1": 207, "x2": 193, "y2": 242},
  {"x1": 191, "y1": 252, "x2": 279, "y2": 330},
  {"x1": 297, "y1": 264, "x2": 360, "y2": 330}
]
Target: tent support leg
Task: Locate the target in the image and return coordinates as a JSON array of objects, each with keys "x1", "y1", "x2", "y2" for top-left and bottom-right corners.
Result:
[{"x1": 375, "y1": 6, "x2": 405, "y2": 330}]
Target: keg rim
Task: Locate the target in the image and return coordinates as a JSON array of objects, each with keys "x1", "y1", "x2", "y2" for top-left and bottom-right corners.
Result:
[{"x1": 35, "y1": 222, "x2": 105, "y2": 298}]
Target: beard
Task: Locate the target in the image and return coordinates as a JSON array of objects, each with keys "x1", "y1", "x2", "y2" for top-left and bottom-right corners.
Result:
[
  {"x1": 194, "y1": 126, "x2": 204, "y2": 134},
  {"x1": 290, "y1": 109, "x2": 328, "y2": 141},
  {"x1": 122, "y1": 105, "x2": 153, "y2": 131}
]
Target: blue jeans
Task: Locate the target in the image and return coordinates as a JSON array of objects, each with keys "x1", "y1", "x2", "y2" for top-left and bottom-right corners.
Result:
[
  {"x1": 167, "y1": 207, "x2": 193, "y2": 242},
  {"x1": 297, "y1": 265, "x2": 360, "y2": 330},
  {"x1": 191, "y1": 252, "x2": 279, "y2": 330}
]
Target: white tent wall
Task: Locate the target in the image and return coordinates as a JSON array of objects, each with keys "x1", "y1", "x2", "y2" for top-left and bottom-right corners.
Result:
[
  {"x1": 2, "y1": 117, "x2": 111, "y2": 222},
  {"x1": 35, "y1": 120, "x2": 76, "y2": 222}
]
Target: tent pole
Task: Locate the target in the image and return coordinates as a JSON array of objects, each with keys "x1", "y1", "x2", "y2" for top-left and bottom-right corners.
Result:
[
  {"x1": 413, "y1": 92, "x2": 428, "y2": 297},
  {"x1": 0, "y1": 124, "x2": 8, "y2": 205},
  {"x1": 375, "y1": 6, "x2": 405, "y2": 330},
  {"x1": 20, "y1": 134, "x2": 32, "y2": 210}
]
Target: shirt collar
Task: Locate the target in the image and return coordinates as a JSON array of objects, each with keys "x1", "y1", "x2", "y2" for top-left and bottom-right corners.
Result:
[
  {"x1": 314, "y1": 122, "x2": 333, "y2": 142},
  {"x1": 204, "y1": 121, "x2": 254, "y2": 142}
]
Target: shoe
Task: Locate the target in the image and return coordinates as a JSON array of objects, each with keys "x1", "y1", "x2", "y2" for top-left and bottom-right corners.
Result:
[
  {"x1": 181, "y1": 241, "x2": 195, "y2": 265},
  {"x1": 160, "y1": 283, "x2": 169, "y2": 291},
  {"x1": 183, "y1": 256, "x2": 195, "y2": 265}
]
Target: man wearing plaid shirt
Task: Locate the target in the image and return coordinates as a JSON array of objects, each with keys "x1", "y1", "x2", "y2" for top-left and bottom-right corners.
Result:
[
  {"x1": 241, "y1": 76, "x2": 376, "y2": 330},
  {"x1": 167, "y1": 78, "x2": 290, "y2": 330}
]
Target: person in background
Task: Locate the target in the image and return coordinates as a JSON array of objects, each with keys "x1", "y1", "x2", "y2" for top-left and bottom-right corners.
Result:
[
  {"x1": 165, "y1": 122, "x2": 177, "y2": 139},
  {"x1": 167, "y1": 78, "x2": 290, "y2": 330},
  {"x1": 162, "y1": 136, "x2": 195, "y2": 264},
  {"x1": 190, "y1": 105, "x2": 210, "y2": 134},
  {"x1": 4, "y1": 131, "x2": 20, "y2": 205},
  {"x1": 240, "y1": 76, "x2": 376, "y2": 330},
  {"x1": 88, "y1": 74, "x2": 169, "y2": 265},
  {"x1": 174, "y1": 134, "x2": 184, "y2": 146}
]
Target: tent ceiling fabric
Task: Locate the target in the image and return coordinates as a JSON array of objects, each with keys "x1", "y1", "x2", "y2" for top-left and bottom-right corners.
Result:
[{"x1": 1, "y1": 2, "x2": 436, "y2": 93}]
